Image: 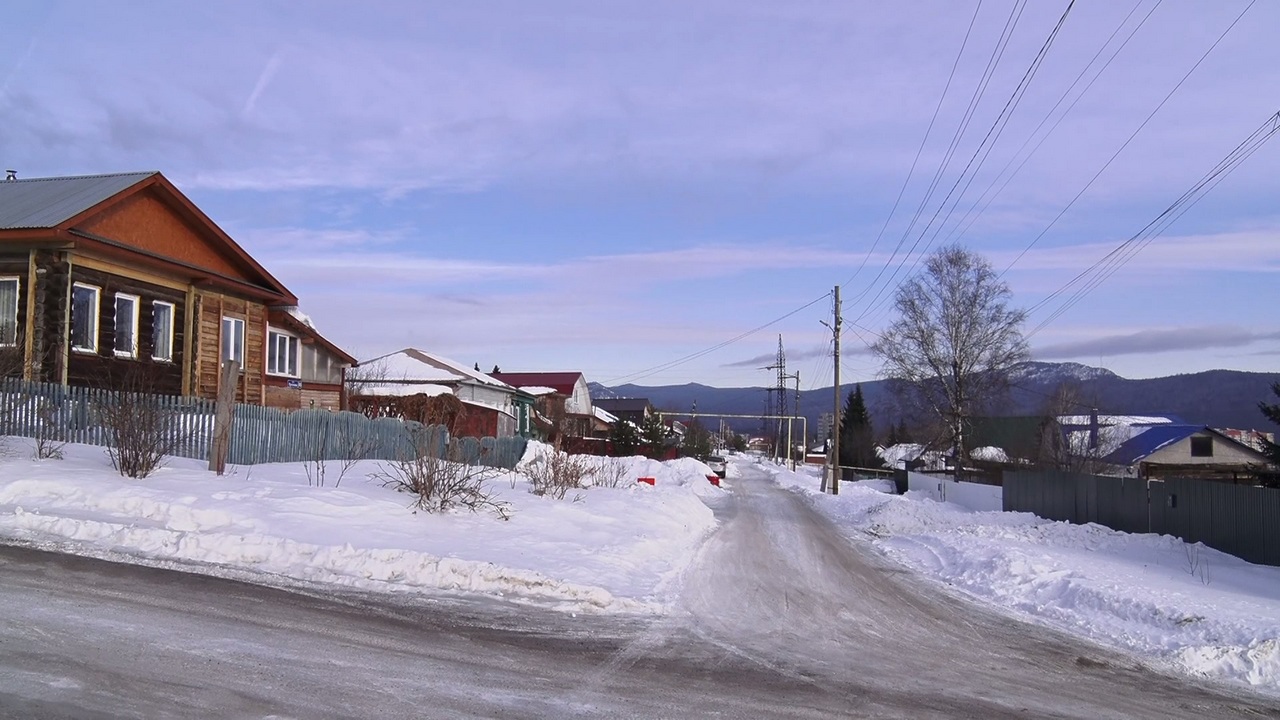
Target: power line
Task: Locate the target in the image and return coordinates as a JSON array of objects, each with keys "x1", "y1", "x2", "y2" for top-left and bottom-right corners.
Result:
[
  {"x1": 1001, "y1": 0, "x2": 1256, "y2": 277},
  {"x1": 840, "y1": 0, "x2": 984, "y2": 291},
  {"x1": 1027, "y1": 107, "x2": 1280, "y2": 336},
  {"x1": 940, "y1": 0, "x2": 1161, "y2": 250},
  {"x1": 601, "y1": 292, "x2": 832, "y2": 386},
  {"x1": 852, "y1": 0, "x2": 1077, "y2": 328},
  {"x1": 844, "y1": 0, "x2": 1028, "y2": 312}
]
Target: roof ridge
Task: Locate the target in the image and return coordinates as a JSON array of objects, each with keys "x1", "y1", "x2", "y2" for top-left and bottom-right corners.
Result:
[{"x1": 3, "y1": 171, "x2": 158, "y2": 183}]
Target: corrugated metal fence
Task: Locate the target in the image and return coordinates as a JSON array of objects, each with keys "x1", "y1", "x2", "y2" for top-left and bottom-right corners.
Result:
[
  {"x1": 0, "y1": 379, "x2": 526, "y2": 470},
  {"x1": 1004, "y1": 470, "x2": 1280, "y2": 567}
]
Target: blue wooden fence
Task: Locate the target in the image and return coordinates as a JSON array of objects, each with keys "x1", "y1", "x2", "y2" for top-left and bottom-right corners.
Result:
[{"x1": 0, "y1": 378, "x2": 526, "y2": 470}]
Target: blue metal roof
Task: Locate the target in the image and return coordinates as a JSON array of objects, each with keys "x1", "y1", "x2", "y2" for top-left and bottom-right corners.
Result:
[
  {"x1": 1101, "y1": 424, "x2": 1203, "y2": 466},
  {"x1": 0, "y1": 172, "x2": 156, "y2": 229}
]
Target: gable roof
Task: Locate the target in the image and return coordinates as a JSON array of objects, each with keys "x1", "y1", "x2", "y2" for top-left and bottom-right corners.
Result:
[
  {"x1": 0, "y1": 171, "x2": 295, "y2": 303},
  {"x1": 489, "y1": 371, "x2": 584, "y2": 395},
  {"x1": 363, "y1": 349, "x2": 515, "y2": 390},
  {"x1": 1101, "y1": 425, "x2": 1268, "y2": 466},
  {"x1": 0, "y1": 172, "x2": 156, "y2": 229}
]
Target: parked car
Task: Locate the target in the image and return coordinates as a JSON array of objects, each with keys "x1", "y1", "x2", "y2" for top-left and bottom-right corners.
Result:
[{"x1": 706, "y1": 455, "x2": 727, "y2": 478}]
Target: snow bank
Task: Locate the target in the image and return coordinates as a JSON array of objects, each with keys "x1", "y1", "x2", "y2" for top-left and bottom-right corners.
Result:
[
  {"x1": 0, "y1": 439, "x2": 720, "y2": 615},
  {"x1": 771, "y1": 463, "x2": 1280, "y2": 697}
]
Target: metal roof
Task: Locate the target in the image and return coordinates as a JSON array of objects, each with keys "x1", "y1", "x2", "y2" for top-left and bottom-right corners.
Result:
[
  {"x1": 0, "y1": 172, "x2": 157, "y2": 229},
  {"x1": 1101, "y1": 424, "x2": 1203, "y2": 466}
]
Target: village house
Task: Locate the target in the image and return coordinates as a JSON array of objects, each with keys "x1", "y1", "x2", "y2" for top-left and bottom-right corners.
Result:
[
  {"x1": 350, "y1": 348, "x2": 531, "y2": 438},
  {"x1": 0, "y1": 171, "x2": 354, "y2": 409}
]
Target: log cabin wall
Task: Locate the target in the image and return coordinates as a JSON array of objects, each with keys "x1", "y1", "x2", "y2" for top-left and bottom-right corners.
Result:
[
  {"x1": 0, "y1": 253, "x2": 28, "y2": 378},
  {"x1": 63, "y1": 263, "x2": 187, "y2": 395}
]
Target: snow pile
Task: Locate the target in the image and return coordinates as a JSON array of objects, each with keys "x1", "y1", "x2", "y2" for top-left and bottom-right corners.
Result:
[
  {"x1": 773, "y1": 464, "x2": 1280, "y2": 696},
  {"x1": 0, "y1": 439, "x2": 720, "y2": 614}
]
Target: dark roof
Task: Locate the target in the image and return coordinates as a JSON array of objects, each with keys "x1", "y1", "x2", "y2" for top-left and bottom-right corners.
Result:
[
  {"x1": 593, "y1": 397, "x2": 652, "y2": 413},
  {"x1": 0, "y1": 172, "x2": 157, "y2": 229},
  {"x1": 1096, "y1": 425, "x2": 1271, "y2": 466},
  {"x1": 489, "y1": 371, "x2": 583, "y2": 395},
  {"x1": 965, "y1": 416, "x2": 1059, "y2": 459}
]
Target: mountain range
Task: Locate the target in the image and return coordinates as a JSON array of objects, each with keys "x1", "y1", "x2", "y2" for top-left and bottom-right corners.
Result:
[{"x1": 590, "y1": 362, "x2": 1280, "y2": 438}]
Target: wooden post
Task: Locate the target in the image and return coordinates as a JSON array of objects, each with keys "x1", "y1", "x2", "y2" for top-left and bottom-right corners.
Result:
[{"x1": 209, "y1": 360, "x2": 239, "y2": 474}]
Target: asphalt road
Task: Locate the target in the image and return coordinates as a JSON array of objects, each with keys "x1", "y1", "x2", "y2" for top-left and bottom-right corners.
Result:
[{"x1": 1, "y1": 464, "x2": 1276, "y2": 719}]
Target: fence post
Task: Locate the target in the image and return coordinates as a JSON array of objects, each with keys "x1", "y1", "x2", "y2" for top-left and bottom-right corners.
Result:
[{"x1": 208, "y1": 361, "x2": 239, "y2": 475}]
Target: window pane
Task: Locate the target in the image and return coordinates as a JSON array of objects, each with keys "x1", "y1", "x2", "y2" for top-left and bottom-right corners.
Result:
[
  {"x1": 0, "y1": 278, "x2": 17, "y2": 346},
  {"x1": 287, "y1": 336, "x2": 298, "y2": 376},
  {"x1": 72, "y1": 285, "x2": 98, "y2": 351},
  {"x1": 114, "y1": 295, "x2": 136, "y2": 356},
  {"x1": 222, "y1": 317, "x2": 244, "y2": 365},
  {"x1": 153, "y1": 303, "x2": 173, "y2": 361}
]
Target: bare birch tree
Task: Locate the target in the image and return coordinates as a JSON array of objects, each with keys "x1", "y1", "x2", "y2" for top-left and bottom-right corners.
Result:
[{"x1": 871, "y1": 245, "x2": 1029, "y2": 479}]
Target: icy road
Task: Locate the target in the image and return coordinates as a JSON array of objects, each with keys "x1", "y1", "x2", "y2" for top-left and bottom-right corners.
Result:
[{"x1": 1, "y1": 465, "x2": 1275, "y2": 719}]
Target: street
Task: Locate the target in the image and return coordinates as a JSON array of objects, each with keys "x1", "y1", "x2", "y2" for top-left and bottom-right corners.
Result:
[{"x1": 1, "y1": 464, "x2": 1276, "y2": 719}]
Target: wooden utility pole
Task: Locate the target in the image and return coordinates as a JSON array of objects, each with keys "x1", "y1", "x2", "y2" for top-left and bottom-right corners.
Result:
[
  {"x1": 831, "y1": 285, "x2": 842, "y2": 495},
  {"x1": 209, "y1": 360, "x2": 239, "y2": 475}
]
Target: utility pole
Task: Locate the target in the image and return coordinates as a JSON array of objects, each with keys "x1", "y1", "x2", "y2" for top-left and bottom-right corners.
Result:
[{"x1": 821, "y1": 286, "x2": 842, "y2": 495}]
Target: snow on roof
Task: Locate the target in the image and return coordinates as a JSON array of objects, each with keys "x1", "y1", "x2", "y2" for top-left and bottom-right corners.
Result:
[
  {"x1": 970, "y1": 446, "x2": 1009, "y2": 463},
  {"x1": 593, "y1": 406, "x2": 618, "y2": 424},
  {"x1": 519, "y1": 386, "x2": 559, "y2": 396},
  {"x1": 361, "y1": 349, "x2": 514, "y2": 389},
  {"x1": 1058, "y1": 415, "x2": 1179, "y2": 427},
  {"x1": 285, "y1": 306, "x2": 317, "y2": 331},
  {"x1": 356, "y1": 382, "x2": 453, "y2": 398}
]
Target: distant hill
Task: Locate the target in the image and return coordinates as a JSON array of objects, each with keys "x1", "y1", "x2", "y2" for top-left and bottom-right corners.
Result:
[{"x1": 589, "y1": 361, "x2": 1280, "y2": 438}]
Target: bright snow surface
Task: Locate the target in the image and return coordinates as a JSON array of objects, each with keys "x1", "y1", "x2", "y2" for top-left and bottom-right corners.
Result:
[{"x1": 0, "y1": 441, "x2": 1277, "y2": 698}]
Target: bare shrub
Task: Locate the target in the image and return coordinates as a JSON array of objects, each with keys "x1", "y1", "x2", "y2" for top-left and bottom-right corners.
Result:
[
  {"x1": 592, "y1": 456, "x2": 631, "y2": 489},
  {"x1": 97, "y1": 390, "x2": 184, "y2": 478},
  {"x1": 31, "y1": 400, "x2": 65, "y2": 460},
  {"x1": 370, "y1": 426, "x2": 508, "y2": 518},
  {"x1": 524, "y1": 444, "x2": 597, "y2": 499},
  {"x1": 303, "y1": 414, "x2": 376, "y2": 488}
]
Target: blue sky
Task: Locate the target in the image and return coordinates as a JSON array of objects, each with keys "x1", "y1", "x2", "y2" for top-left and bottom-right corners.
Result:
[{"x1": 3, "y1": 1, "x2": 1278, "y2": 390}]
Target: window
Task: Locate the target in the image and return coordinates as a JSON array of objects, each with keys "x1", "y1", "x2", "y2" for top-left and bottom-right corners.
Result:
[
  {"x1": 1189, "y1": 436, "x2": 1213, "y2": 458},
  {"x1": 0, "y1": 277, "x2": 17, "y2": 346},
  {"x1": 71, "y1": 283, "x2": 100, "y2": 353},
  {"x1": 113, "y1": 293, "x2": 140, "y2": 358},
  {"x1": 221, "y1": 317, "x2": 245, "y2": 367},
  {"x1": 266, "y1": 328, "x2": 299, "y2": 377},
  {"x1": 152, "y1": 301, "x2": 174, "y2": 361}
]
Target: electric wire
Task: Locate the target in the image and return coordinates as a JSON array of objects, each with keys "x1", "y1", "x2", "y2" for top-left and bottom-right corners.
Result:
[
  {"x1": 1001, "y1": 0, "x2": 1257, "y2": 277},
  {"x1": 601, "y1": 292, "x2": 832, "y2": 386}
]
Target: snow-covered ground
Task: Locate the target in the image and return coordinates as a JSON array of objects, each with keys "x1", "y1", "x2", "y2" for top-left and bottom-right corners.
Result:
[
  {"x1": 4, "y1": 438, "x2": 1278, "y2": 698},
  {"x1": 0, "y1": 438, "x2": 722, "y2": 615},
  {"x1": 772, "y1": 462, "x2": 1280, "y2": 698}
]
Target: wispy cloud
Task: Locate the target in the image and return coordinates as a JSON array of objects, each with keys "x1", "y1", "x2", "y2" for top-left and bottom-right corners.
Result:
[{"x1": 1034, "y1": 326, "x2": 1280, "y2": 360}]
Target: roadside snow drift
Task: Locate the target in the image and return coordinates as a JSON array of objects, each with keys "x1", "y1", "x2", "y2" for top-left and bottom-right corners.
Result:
[
  {"x1": 773, "y1": 464, "x2": 1280, "y2": 698},
  {"x1": 0, "y1": 439, "x2": 721, "y2": 614}
]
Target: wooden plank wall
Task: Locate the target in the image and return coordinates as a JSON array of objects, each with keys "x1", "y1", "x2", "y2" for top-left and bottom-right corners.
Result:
[{"x1": 196, "y1": 290, "x2": 266, "y2": 404}]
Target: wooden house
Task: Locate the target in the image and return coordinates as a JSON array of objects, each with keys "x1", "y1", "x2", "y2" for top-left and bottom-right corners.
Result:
[{"x1": 0, "y1": 171, "x2": 355, "y2": 409}]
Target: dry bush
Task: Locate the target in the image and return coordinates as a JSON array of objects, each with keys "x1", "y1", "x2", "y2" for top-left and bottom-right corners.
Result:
[
  {"x1": 592, "y1": 456, "x2": 631, "y2": 489},
  {"x1": 370, "y1": 426, "x2": 508, "y2": 518},
  {"x1": 97, "y1": 390, "x2": 184, "y2": 478},
  {"x1": 524, "y1": 444, "x2": 597, "y2": 499}
]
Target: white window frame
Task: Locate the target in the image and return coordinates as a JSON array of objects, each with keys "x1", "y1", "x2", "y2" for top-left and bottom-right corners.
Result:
[
  {"x1": 71, "y1": 282, "x2": 101, "y2": 354},
  {"x1": 0, "y1": 276, "x2": 18, "y2": 347},
  {"x1": 113, "y1": 293, "x2": 140, "y2": 358},
  {"x1": 152, "y1": 301, "x2": 175, "y2": 362},
  {"x1": 266, "y1": 327, "x2": 300, "y2": 378},
  {"x1": 221, "y1": 316, "x2": 245, "y2": 368}
]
